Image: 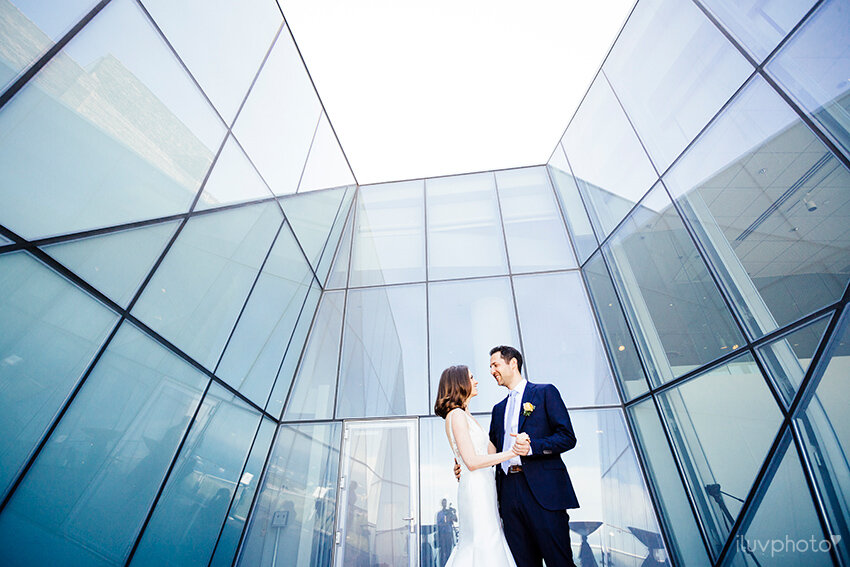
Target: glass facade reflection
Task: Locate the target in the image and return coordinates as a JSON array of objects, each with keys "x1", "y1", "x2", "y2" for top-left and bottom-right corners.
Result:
[{"x1": 2, "y1": 1, "x2": 849, "y2": 566}]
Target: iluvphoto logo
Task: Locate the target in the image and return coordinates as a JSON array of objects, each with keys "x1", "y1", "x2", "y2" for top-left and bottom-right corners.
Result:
[{"x1": 737, "y1": 534, "x2": 842, "y2": 557}]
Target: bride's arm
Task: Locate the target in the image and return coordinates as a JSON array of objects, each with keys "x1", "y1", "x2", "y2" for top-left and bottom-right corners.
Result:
[{"x1": 448, "y1": 409, "x2": 518, "y2": 471}]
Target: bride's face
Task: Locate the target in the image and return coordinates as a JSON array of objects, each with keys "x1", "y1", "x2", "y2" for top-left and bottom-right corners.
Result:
[{"x1": 468, "y1": 369, "x2": 478, "y2": 399}]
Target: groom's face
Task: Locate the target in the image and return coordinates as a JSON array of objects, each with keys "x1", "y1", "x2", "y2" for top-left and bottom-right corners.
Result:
[{"x1": 489, "y1": 352, "x2": 514, "y2": 387}]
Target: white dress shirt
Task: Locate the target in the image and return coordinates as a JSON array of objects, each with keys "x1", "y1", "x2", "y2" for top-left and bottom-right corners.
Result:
[{"x1": 502, "y1": 379, "x2": 530, "y2": 471}]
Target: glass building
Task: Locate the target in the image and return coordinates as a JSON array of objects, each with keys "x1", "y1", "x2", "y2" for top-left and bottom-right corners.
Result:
[{"x1": 0, "y1": 0, "x2": 848, "y2": 566}]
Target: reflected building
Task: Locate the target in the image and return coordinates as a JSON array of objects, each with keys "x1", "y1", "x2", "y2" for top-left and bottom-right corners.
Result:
[{"x1": 0, "y1": 0, "x2": 848, "y2": 566}]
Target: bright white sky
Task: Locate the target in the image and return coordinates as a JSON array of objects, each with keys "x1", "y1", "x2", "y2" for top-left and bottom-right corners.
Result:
[{"x1": 280, "y1": 0, "x2": 636, "y2": 185}]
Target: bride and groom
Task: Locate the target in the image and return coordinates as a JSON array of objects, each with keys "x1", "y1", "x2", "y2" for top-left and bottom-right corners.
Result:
[{"x1": 434, "y1": 345, "x2": 579, "y2": 567}]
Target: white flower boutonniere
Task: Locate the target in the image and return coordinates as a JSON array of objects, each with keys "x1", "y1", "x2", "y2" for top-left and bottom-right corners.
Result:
[{"x1": 521, "y1": 402, "x2": 535, "y2": 417}]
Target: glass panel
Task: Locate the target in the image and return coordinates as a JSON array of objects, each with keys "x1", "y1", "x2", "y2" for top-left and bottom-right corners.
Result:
[
  {"x1": 666, "y1": 76, "x2": 850, "y2": 338},
  {"x1": 298, "y1": 112, "x2": 356, "y2": 193},
  {"x1": 496, "y1": 167, "x2": 577, "y2": 273},
  {"x1": 426, "y1": 173, "x2": 509, "y2": 280},
  {"x1": 280, "y1": 186, "x2": 349, "y2": 274},
  {"x1": 628, "y1": 398, "x2": 712, "y2": 567},
  {"x1": 337, "y1": 284, "x2": 428, "y2": 418},
  {"x1": 326, "y1": 204, "x2": 354, "y2": 290},
  {"x1": 265, "y1": 281, "x2": 321, "y2": 418},
  {"x1": 0, "y1": 0, "x2": 100, "y2": 90},
  {"x1": 561, "y1": 75, "x2": 658, "y2": 240},
  {"x1": 131, "y1": 383, "x2": 262, "y2": 566},
  {"x1": 335, "y1": 420, "x2": 418, "y2": 567},
  {"x1": 0, "y1": 0, "x2": 225, "y2": 239},
  {"x1": 603, "y1": 0, "x2": 753, "y2": 173},
  {"x1": 208, "y1": 417, "x2": 276, "y2": 567},
  {"x1": 283, "y1": 290, "x2": 344, "y2": 421},
  {"x1": 140, "y1": 0, "x2": 281, "y2": 124},
  {"x1": 236, "y1": 422, "x2": 341, "y2": 567},
  {"x1": 767, "y1": 0, "x2": 850, "y2": 160},
  {"x1": 757, "y1": 313, "x2": 832, "y2": 407},
  {"x1": 725, "y1": 431, "x2": 832, "y2": 567},
  {"x1": 603, "y1": 184, "x2": 745, "y2": 385},
  {"x1": 132, "y1": 203, "x2": 282, "y2": 370},
  {"x1": 547, "y1": 145, "x2": 598, "y2": 263},
  {"x1": 428, "y1": 277, "x2": 520, "y2": 414},
  {"x1": 215, "y1": 224, "x2": 314, "y2": 408},
  {"x1": 700, "y1": 0, "x2": 816, "y2": 62},
  {"x1": 195, "y1": 135, "x2": 275, "y2": 210},
  {"x1": 563, "y1": 409, "x2": 668, "y2": 566},
  {"x1": 43, "y1": 220, "x2": 179, "y2": 307},
  {"x1": 0, "y1": 235, "x2": 11, "y2": 245},
  {"x1": 796, "y1": 305, "x2": 850, "y2": 565},
  {"x1": 419, "y1": 415, "x2": 462, "y2": 567},
  {"x1": 0, "y1": 322, "x2": 208, "y2": 566},
  {"x1": 317, "y1": 187, "x2": 356, "y2": 286},
  {"x1": 0, "y1": 252, "x2": 117, "y2": 499},
  {"x1": 656, "y1": 353, "x2": 783, "y2": 556},
  {"x1": 233, "y1": 28, "x2": 322, "y2": 196},
  {"x1": 350, "y1": 181, "x2": 426, "y2": 287},
  {"x1": 583, "y1": 251, "x2": 649, "y2": 401},
  {"x1": 513, "y1": 272, "x2": 619, "y2": 406}
]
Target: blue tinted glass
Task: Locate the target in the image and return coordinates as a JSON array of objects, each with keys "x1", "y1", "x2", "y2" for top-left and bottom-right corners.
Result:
[
  {"x1": 326, "y1": 202, "x2": 354, "y2": 290},
  {"x1": 0, "y1": 252, "x2": 117, "y2": 499},
  {"x1": 0, "y1": 235, "x2": 11, "y2": 245},
  {"x1": 513, "y1": 272, "x2": 619, "y2": 406},
  {"x1": 337, "y1": 284, "x2": 428, "y2": 417},
  {"x1": 43, "y1": 221, "x2": 179, "y2": 307},
  {"x1": 547, "y1": 145, "x2": 598, "y2": 263},
  {"x1": 131, "y1": 383, "x2": 262, "y2": 567},
  {"x1": 141, "y1": 0, "x2": 281, "y2": 124},
  {"x1": 419, "y1": 416, "x2": 462, "y2": 567},
  {"x1": 317, "y1": 187, "x2": 356, "y2": 285},
  {"x1": 132, "y1": 203, "x2": 282, "y2": 369},
  {"x1": 195, "y1": 135, "x2": 275, "y2": 210},
  {"x1": 280, "y1": 186, "x2": 350, "y2": 274},
  {"x1": 298, "y1": 112, "x2": 357, "y2": 192},
  {"x1": 496, "y1": 167, "x2": 577, "y2": 273},
  {"x1": 603, "y1": 0, "x2": 753, "y2": 172},
  {"x1": 0, "y1": 0, "x2": 225, "y2": 239},
  {"x1": 0, "y1": 322, "x2": 207, "y2": 566},
  {"x1": 767, "y1": 0, "x2": 850, "y2": 162},
  {"x1": 428, "y1": 277, "x2": 520, "y2": 413},
  {"x1": 351, "y1": 181, "x2": 426, "y2": 287},
  {"x1": 215, "y1": 224, "x2": 314, "y2": 407},
  {"x1": 237, "y1": 422, "x2": 341, "y2": 567}
]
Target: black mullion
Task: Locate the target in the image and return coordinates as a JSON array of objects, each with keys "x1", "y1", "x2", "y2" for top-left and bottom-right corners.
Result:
[
  {"x1": 331, "y1": 287, "x2": 349, "y2": 419},
  {"x1": 293, "y1": 112, "x2": 324, "y2": 194},
  {"x1": 0, "y1": 0, "x2": 112, "y2": 110},
  {"x1": 422, "y1": 180, "x2": 432, "y2": 413},
  {"x1": 328, "y1": 420, "x2": 349, "y2": 567}
]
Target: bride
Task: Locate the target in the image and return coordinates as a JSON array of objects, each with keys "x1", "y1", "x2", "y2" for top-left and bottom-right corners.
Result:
[{"x1": 434, "y1": 364, "x2": 525, "y2": 567}]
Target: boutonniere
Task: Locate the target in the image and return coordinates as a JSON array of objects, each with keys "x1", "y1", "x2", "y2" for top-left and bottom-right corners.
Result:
[{"x1": 522, "y1": 402, "x2": 535, "y2": 417}]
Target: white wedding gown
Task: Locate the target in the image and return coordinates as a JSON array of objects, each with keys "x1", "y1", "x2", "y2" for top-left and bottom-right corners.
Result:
[{"x1": 444, "y1": 409, "x2": 518, "y2": 567}]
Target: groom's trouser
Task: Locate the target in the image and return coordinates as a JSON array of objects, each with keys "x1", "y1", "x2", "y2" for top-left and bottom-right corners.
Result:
[{"x1": 499, "y1": 471, "x2": 576, "y2": 567}]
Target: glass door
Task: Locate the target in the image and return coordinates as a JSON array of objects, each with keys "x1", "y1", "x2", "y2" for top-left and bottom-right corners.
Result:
[{"x1": 334, "y1": 419, "x2": 419, "y2": 567}]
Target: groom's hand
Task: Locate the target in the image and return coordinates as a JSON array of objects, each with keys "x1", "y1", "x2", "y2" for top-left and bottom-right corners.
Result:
[
  {"x1": 454, "y1": 459, "x2": 461, "y2": 481},
  {"x1": 510, "y1": 432, "x2": 531, "y2": 456}
]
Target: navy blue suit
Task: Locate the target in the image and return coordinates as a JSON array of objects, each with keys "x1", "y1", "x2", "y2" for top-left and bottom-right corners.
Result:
[{"x1": 489, "y1": 382, "x2": 578, "y2": 566}]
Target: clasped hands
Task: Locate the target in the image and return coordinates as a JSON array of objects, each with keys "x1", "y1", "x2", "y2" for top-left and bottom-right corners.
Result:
[{"x1": 454, "y1": 432, "x2": 531, "y2": 480}]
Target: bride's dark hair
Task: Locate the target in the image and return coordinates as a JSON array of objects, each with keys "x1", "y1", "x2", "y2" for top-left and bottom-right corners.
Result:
[{"x1": 434, "y1": 365, "x2": 472, "y2": 418}]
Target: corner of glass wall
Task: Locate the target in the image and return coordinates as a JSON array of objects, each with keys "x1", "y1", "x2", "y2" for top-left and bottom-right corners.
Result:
[{"x1": 546, "y1": 143, "x2": 598, "y2": 263}]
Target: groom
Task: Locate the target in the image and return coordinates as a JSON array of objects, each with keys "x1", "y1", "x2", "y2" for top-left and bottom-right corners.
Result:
[{"x1": 487, "y1": 345, "x2": 579, "y2": 567}]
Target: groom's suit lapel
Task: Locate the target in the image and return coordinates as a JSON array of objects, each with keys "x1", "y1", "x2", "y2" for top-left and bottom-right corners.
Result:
[{"x1": 517, "y1": 381, "x2": 535, "y2": 432}]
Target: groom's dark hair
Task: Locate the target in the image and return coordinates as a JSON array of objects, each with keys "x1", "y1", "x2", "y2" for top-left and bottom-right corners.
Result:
[{"x1": 490, "y1": 345, "x2": 523, "y2": 373}]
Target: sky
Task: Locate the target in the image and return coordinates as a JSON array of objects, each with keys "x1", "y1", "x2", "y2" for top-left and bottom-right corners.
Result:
[{"x1": 279, "y1": 0, "x2": 637, "y2": 185}]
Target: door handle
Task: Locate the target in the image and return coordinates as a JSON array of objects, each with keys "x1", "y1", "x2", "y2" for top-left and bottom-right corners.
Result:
[{"x1": 402, "y1": 516, "x2": 416, "y2": 533}]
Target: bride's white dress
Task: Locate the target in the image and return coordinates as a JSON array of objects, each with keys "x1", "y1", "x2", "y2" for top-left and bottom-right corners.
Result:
[{"x1": 445, "y1": 409, "x2": 517, "y2": 567}]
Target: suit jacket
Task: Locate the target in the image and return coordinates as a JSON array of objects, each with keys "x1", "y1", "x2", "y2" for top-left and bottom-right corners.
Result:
[{"x1": 489, "y1": 381, "x2": 580, "y2": 510}]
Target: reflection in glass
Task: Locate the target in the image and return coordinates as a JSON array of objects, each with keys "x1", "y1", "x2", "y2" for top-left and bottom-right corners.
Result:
[
  {"x1": 496, "y1": 167, "x2": 577, "y2": 273},
  {"x1": 547, "y1": 145, "x2": 597, "y2": 263},
  {"x1": 0, "y1": 234, "x2": 11, "y2": 245},
  {"x1": 132, "y1": 203, "x2": 282, "y2": 370},
  {"x1": 0, "y1": 322, "x2": 208, "y2": 566},
  {"x1": 756, "y1": 313, "x2": 831, "y2": 407},
  {"x1": 428, "y1": 277, "x2": 520, "y2": 413},
  {"x1": 0, "y1": 0, "x2": 225, "y2": 239},
  {"x1": 280, "y1": 186, "x2": 351, "y2": 277},
  {"x1": 317, "y1": 188, "x2": 356, "y2": 286},
  {"x1": 667, "y1": 76, "x2": 850, "y2": 338},
  {"x1": 0, "y1": 252, "x2": 117, "y2": 499},
  {"x1": 628, "y1": 399, "x2": 711, "y2": 567},
  {"x1": 350, "y1": 181, "x2": 426, "y2": 287},
  {"x1": 583, "y1": 251, "x2": 649, "y2": 401},
  {"x1": 419, "y1": 416, "x2": 461, "y2": 567},
  {"x1": 767, "y1": 0, "x2": 850, "y2": 160},
  {"x1": 561, "y1": 75, "x2": 658, "y2": 240},
  {"x1": 656, "y1": 353, "x2": 783, "y2": 556},
  {"x1": 283, "y1": 291, "x2": 345, "y2": 421},
  {"x1": 237, "y1": 422, "x2": 341, "y2": 567},
  {"x1": 233, "y1": 27, "x2": 321, "y2": 196},
  {"x1": 604, "y1": 184, "x2": 745, "y2": 384},
  {"x1": 195, "y1": 135, "x2": 274, "y2": 210},
  {"x1": 796, "y1": 306, "x2": 850, "y2": 565},
  {"x1": 426, "y1": 173, "x2": 509, "y2": 280},
  {"x1": 513, "y1": 272, "x2": 619, "y2": 406},
  {"x1": 326, "y1": 205, "x2": 354, "y2": 290},
  {"x1": 131, "y1": 383, "x2": 262, "y2": 566},
  {"x1": 603, "y1": 0, "x2": 753, "y2": 173},
  {"x1": 298, "y1": 113, "x2": 357, "y2": 193},
  {"x1": 43, "y1": 220, "x2": 179, "y2": 307},
  {"x1": 337, "y1": 284, "x2": 428, "y2": 418}
]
